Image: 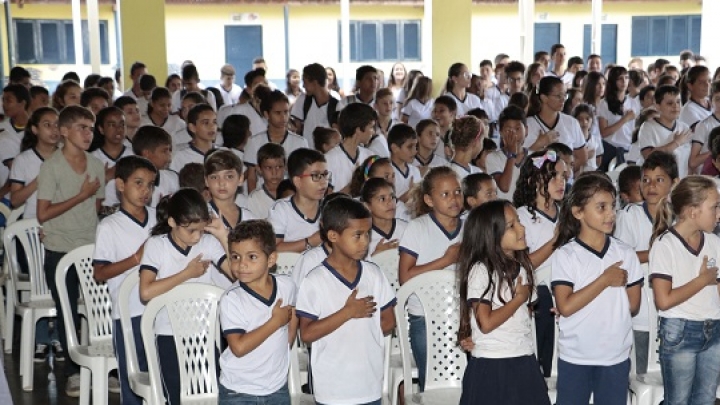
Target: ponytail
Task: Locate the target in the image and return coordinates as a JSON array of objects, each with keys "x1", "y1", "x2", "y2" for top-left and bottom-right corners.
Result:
[
  {"x1": 650, "y1": 195, "x2": 674, "y2": 247},
  {"x1": 650, "y1": 175, "x2": 716, "y2": 247},
  {"x1": 151, "y1": 188, "x2": 210, "y2": 236},
  {"x1": 152, "y1": 195, "x2": 173, "y2": 236}
]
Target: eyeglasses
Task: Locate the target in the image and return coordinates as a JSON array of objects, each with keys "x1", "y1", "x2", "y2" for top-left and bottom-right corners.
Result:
[{"x1": 298, "y1": 170, "x2": 332, "y2": 182}]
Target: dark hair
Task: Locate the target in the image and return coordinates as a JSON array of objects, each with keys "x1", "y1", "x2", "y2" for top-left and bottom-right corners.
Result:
[
  {"x1": 244, "y1": 68, "x2": 267, "y2": 88},
  {"x1": 483, "y1": 137, "x2": 497, "y2": 152},
  {"x1": 221, "y1": 114, "x2": 251, "y2": 149},
  {"x1": 360, "y1": 177, "x2": 395, "y2": 204},
  {"x1": 182, "y1": 91, "x2": 206, "y2": 107},
  {"x1": 415, "y1": 119, "x2": 438, "y2": 138},
  {"x1": 257, "y1": 142, "x2": 286, "y2": 166},
  {"x1": 618, "y1": 165, "x2": 642, "y2": 197},
  {"x1": 139, "y1": 74, "x2": 157, "y2": 92},
  {"x1": 303, "y1": 63, "x2": 327, "y2": 88},
  {"x1": 550, "y1": 43, "x2": 565, "y2": 56},
  {"x1": 410, "y1": 166, "x2": 459, "y2": 216},
  {"x1": 462, "y1": 172, "x2": 493, "y2": 210},
  {"x1": 165, "y1": 74, "x2": 181, "y2": 88},
  {"x1": 555, "y1": 172, "x2": 616, "y2": 248},
  {"x1": 572, "y1": 70, "x2": 588, "y2": 89},
  {"x1": 204, "y1": 149, "x2": 243, "y2": 177},
  {"x1": 638, "y1": 85, "x2": 656, "y2": 104},
  {"x1": 654, "y1": 85, "x2": 680, "y2": 105},
  {"x1": 22, "y1": 107, "x2": 58, "y2": 151},
  {"x1": 387, "y1": 123, "x2": 417, "y2": 149},
  {"x1": 631, "y1": 108, "x2": 659, "y2": 144},
  {"x1": 58, "y1": 104, "x2": 94, "y2": 128},
  {"x1": 710, "y1": 127, "x2": 720, "y2": 159},
  {"x1": 326, "y1": 67, "x2": 340, "y2": 91},
  {"x1": 479, "y1": 60, "x2": 493, "y2": 69},
  {"x1": 466, "y1": 108, "x2": 488, "y2": 121},
  {"x1": 628, "y1": 70, "x2": 644, "y2": 88},
  {"x1": 147, "y1": 87, "x2": 171, "y2": 116},
  {"x1": 605, "y1": 66, "x2": 629, "y2": 115},
  {"x1": 83, "y1": 73, "x2": 101, "y2": 89},
  {"x1": 445, "y1": 63, "x2": 467, "y2": 93},
  {"x1": 79, "y1": 87, "x2": 110, "y2": 110},
  {"x1": 178, "y1": 163, "x2": 206, "y2": 194},
  {"x1": 321, "y1": 196, "x2": 371, "y2": 237},
  {"x1": 563, "y1": 88, "x2": 582, "y2": 114},
  {"x1": 513, "y1": 149, "x2": 565, "y2": 217},
  {"x1": 97, "y1": 76, "x2": 114, "y2": 89},
  {"x1": 508, "y1": 92, "x2": 529, "y2": 111},
  {"x1": 113, "y1": 96, "x2": 137, "y2": 110},
  {"x1": 457, "y1": 200, "x2": 535, "y2": 342},
  {"x1": 534, "y1": 51, "x2": 549, "y2": 62},
  {"x1": 567, "y1": 56, "x2": 583, "y2": 68},
  {"x1": 9, "y1": 66, "x2": 31, "y2": 83},
  {"x1": 375, "y1": 87, "x2": 393, "y2": 102},
  {"x1": 287, "y1": 148, "x2": 326, "y2": 178},
  {"x1": 581, "y1": 71, "x2": 605, "y2": 107},
  {"x1": 259, "y1": 90, "x2": 289, "y2": 114},
  {"x1": 504, "y1": 61, "x2": 526, "y2": 76},
  {"x1": 571, "y1": 103, "x2": 594, "y2": 123},
  {"x1": 152, "y1": 188, "x2": 210, "y2": 235},
  {"x1": 285, "y1": 69, "x2": 300, "y2": 95},
  {"x1": 680, "y1": 65, "x2": 710, "y2": 105},
  {"x1": 276, "y1": 179, "x2": 295, "y2": 198},
  {"x1": 355, "y1": 65, "x2": 377, "y2": 82},
  {"x1": 115, "y1": 155, "x2": 158, "y2": 181},
  {"x1": 90, "y1": 106, "x2": 124, "y2": 151},
  {"x1": 642, "y1": 150, "x2": 679, "y2": 180},
  {"x1": 3, "y1": 84, "x2": 31, "y2": 110},
  {"x1": 181, "y1": 64, "x2": 200, "y2": 82},
  {"x1": 498, "y1": 105, "x2": 527, "y2": 130},
  {"x1": 403, "y1": 70, "x2": 424, "y2": 95},
  {"x1": 349, "y1": 156, "x2": 391, "y2": 197},
  {"x1": 187, "y1": 103, "x2": 214, "y2": 127},
  {"x1": 30, "y1": 85, "x2": 49, "y2": 99},
  {"x1": 132, "y1": 126, "x2": 172, "y2": 155},
  {"x1": 406, "y1": 76, "x2": 433, "y2": 104},
  {"x1": 130, "y1": 62, "x2": 146, "y2": 77},
  {"x1": 61, "y1": 71, "x2": 81, "y2": 83},
  {"x1": 433, "y1": 95, "x2": 457, "y2": 112},
  {"x1": 228, "y1": 220, "x2": 277, "y2": 257},
  {"x1": 652, "y1": 175, "x2": 716, "y2": 245},
  {"x1": 656, "y1": 74, "x2": 677, "y2": 87},
  {"x1": 337, "y1": 103, "x2": 376, "y2": 139},
  {"x1": 205, "y1": 87, "x2": 223, "y2": 110},
  {"x1": 547, "y1": 142, "x2": 572, "y2": 157},
  {"x1": 450, "y1": 115, "x2": 482, "y2": 149},
  {"x1": 529, "y1": 76, "x2": 564, "y2": 116},
  {"x1": 312, "y1": 127, "x2": 338, "y2": 152}
]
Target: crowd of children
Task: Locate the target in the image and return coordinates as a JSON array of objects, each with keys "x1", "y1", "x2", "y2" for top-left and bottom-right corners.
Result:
[{"x1": 2, "y1": 46, "x2": 720, "y2": 405}]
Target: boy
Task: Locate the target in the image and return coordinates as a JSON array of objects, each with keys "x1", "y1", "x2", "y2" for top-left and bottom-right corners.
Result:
[
  {"x1": 587, "y1": 54, "x2": 603, "y2": 73},
  {"x1": 547, "y1": 44, "x2": 569, "y2": 86},
  {"x1": 296, "y1": 197, "x2": 396, "y2": 405},
  {"x1": 290, "y1": 63, "x2": 345, "y2": 149},
  {"x1": 247, "y1": 143, "x2": 286, "y2": 219},
  {"x1": 325, "y1": 103, "x2": 375, "y2": 193},
  {"x1": 29, "y1": 86, "x2": 50, "y2": 113},
  {"x1": 431, "y1": 95, "x2": 458, "y2": 159},
  {"x1": 244, "y1": 90, "x2": 307, "y2": 192},
  {"x1": 113, "y1": 96, "x2": 142, "y2": 144},
  {"x1": 217, "y1": 64, "x2": 242, "y2": 106},
  {"x1": 173, "y1": 92, "x2": 209, "y2": 148},
  {"x1": 346, "y1": 65, "x2": 378, "y2": 105},
  {"x1": 131, "y1": 126, "x2": 179, "y2": 207},
  {"x1": 216, "y1": 78, "x2": 268, "y2": 135},
  {"x1": 80, "y1": 87, "x2": 111, "y2": 116},
  {"x1": 702, "y1": 127, "x2": 720, "y2": 176},
  {"x1": 170, "y1": 103, "x2": 217, "y2": 173},
  {"x1": 178, "y1": 162, "x2": 210, "y2": 202},
  {"x1": 413, "y1": 119, "x2": 448, "y2": 176},
  {"x1": 369, "y1": 88, "x2": 395, "y2": 158},
  {"x1": 171, "y1": 63, "x2": 217, "y2": 113},
  {"x1": 485, "y1": 105, "x2": 527, "y2": 200},
  {"x1": 618, "y1": 165, "x2": 643, "y2": 207},
  {"x1": 387, "y1": 123, "x2": 421, "y2": 202},
  {"x1": 219, "y1": 220, "x2": 297, "y2": 403},
  {"x1": 93, "y1": 155, "x2": 158, "y2": 405},
  {"x1": 615, "y1": 151, "x2": 678, "y2": 375},
  {"x1": 0, "y1": 84, "x2": 31, "y2": 195},
  {"x1": 204, "y1": 149, "x2": 255, "y2": 229},
  {"x1": 462, "y1": 173, "x2": 498, "y2": 212},
  {"x1": 638, "y1": 85, "x2": 693, "y2": 178},
  {"x1": 269, "y1": 148, "x2": 328, "y2": 253},
  {"x1": 123, "y1": 61, "x2": 146, "y2": 100},
  {"x1": 689, "y1": 81, "x2": 720, "y2": 173},
  {"x1": 37, "y1": 105, "x2": 105, "y2": 397}
]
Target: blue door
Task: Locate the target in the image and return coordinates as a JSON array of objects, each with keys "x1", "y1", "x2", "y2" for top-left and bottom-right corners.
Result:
[
  {"x1": 224, "y1": 25, "x2": 263, "y2": 78},
  {"x1": 583, "y1": 24, "x2": 618, "y2": 65},
  {"x1": 534, "y1": 23, "x2": 560, "y2": 55}
]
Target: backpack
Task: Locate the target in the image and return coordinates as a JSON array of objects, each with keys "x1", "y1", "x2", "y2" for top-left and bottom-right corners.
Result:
[{"x1": 302, "y1": 94, "x2": 339, "y2": 125}]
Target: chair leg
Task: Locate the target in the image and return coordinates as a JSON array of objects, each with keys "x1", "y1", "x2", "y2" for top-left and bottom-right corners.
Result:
[
  {"x1": 20, "y1": 314, "x2": 35, "y2": 391},
  {"x1": 91, "y1": 365, "x2": 108, "y2": 405},
  {"x1": 0, "y1": 284, "x2": 6, "y2": 342},
  {"x1": 4, "y1": 287, "x2": 14, "y2": 353},
  {"x1": 80, "y1": 367, "x2": 91, "y2": 405}
]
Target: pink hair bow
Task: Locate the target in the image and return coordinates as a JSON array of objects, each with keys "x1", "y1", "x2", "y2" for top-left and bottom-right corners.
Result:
[{"x1": 531, "y1": 150, "x2": 557, "y2": 169}]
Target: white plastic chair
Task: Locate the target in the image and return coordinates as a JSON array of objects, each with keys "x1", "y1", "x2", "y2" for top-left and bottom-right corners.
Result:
[
  {"x1": 288, "y1": 337, "x2": 314, "y2": 405},
  {"x1": 56, "y1": 244, "x2": 117, "y2": 405},
  {"x1": 275, "y1": 252, "x2": 302, "y2": 276},
  {"x1": 141, "y1": 283, "x2": 224, "y2": 405},
  {"x1": 629, "y1": 272, "x2": 663, "y2": 405},
  {"x1": 394, "y1": 269, "x2": 466, "y2": 405},
  {"x1": 2, "y1": 205, "x2": 30, "y2": 352},
  {"x1": 118, "y1": 268, "x2": 160, "y2": 405},
  {"x1": 3, "y1": 218, "x2": 56, "y2": 390}
]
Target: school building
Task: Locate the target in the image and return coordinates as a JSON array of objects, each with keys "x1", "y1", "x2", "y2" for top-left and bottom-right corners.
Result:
[{"x1": 0, "y1": 0, "x2": 716, "y2": 91}]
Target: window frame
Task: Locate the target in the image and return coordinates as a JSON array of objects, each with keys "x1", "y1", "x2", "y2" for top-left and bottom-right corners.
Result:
[
  {"x1": 339, "y1": 19, "x2": 422, "y2": 63},
  {"x1": 14, "y1": 18, "x2": 110, "y2": 65},
  {"x1": 631, "y1": 15, "x2": 701, "y2": 57}
]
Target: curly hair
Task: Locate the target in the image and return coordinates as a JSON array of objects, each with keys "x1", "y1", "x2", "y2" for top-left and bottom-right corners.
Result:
[
  {"x1": 450, "y1": 115, "x2": 482, "y2": 150},
  {"x1": 512, "y1": 150, "x2": 562, "y2": 220}
]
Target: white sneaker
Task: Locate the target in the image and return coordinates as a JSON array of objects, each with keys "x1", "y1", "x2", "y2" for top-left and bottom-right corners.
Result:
[
  {"x1": 66, "y1": 373, "x2": 81, "y2": 397},
  {"x1": 108, "y1": 375, "x2": 121, "y2": 394},
  {"x1": 34, "y1": 344, "x2": 48, "y2": 363}
]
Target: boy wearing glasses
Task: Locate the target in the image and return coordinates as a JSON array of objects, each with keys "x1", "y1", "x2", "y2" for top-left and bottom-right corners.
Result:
[
  {"x1": 324, "y1": 103, "x2": 376, "y2": 193},
  {"x1": 36, "y1": 105, "x2": 105, "y2": 396},
  {"x1": 270, "y1": 148, "x2": 330, "y2": 253}
]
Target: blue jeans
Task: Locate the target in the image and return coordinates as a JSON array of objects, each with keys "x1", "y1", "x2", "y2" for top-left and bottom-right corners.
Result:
[
  {"x1": 113, "y1": 317, "x2": 147, "y2": 405},
  {"x1": 556, "y1": 358, "x2": 630, "y2": 405},
  {"x1": 659, "y1": 317, "x2": 720, "y2": 405},
  {"x1": 408, "y1": 314, "x2": 426, "y2": 391},
  {"x1": 219, "y1": 382, "x2": 290, "y2": 405},
  {"x1": 44, "y1": 249, "x2": 80, "y2": 377}
]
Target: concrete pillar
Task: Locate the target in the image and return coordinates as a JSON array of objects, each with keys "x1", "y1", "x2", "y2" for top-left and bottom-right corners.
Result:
[
  {"x1": 118, "y1": 0, "x2": 168, "y2": 87},
  {"x1": 700, "y1": 0, "x2": 720, "y2": 66},
  {"x1": 427, "y1": 0, "x2": 472, "y2": 95}
]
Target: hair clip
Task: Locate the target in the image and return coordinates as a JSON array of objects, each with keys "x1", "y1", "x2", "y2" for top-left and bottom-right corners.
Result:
[
  {"x1": 531, "y1": 150, "x2": 557, "y2": 169},
  {"x1": 364, "y1": 155, "x2": 382, "y2": 180}
]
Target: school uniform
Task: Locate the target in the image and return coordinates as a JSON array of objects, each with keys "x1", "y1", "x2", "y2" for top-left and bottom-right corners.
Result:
[
  {"x1": 391, "y1": 162, "x2": 421, "y2": 198},
  {"x1": 243, "y1": 131, "x2": 307, "y2": 168},
  {"x1": 219, "y1": 275, "x2": 296, "y2": 397},
  {"x1": 368, "y1": 218, "x2": 408, "y2": 258},
  {"x1": 485, "y1": 151, "x2": 522, "y2": 201},
  {"x1": 401, "y1": 99, "x2": 434, "y2": 128},
  {"x1": 638, "y1": 119, "x2": 692, "y2": 178},
  {"x1": 450, "y1": 160, "x2": 482, "y2": 180},
  {"x1": 680, "y1": 99, "x2": 712, "y2": 128},
  {"x1": 691, "y1": 113, "x2": 720, "y2": 155},
  {"x1": 447, "y1": 92, "x2": 483, "y2": 117},
  {"x1": 0, "y1": 118, "x2": 24, "y2": 166},
  {"x1": 597, "y1": 98, "x2": 636, "y2": 150},
  {"x1": 139, "y1": 114, "x2": 186, "y2": 138},
  {"x1": 171, "y1": 89, "x2": 217, "y2": 113},
  {"x1": 8, "y1": 148, "x2": 47, "y2": 219},
  {"x1": 296, "y1": 259, "x2": 396, "y2": 405},
  {"x1": 246, "y1": 186, "x2": 277, "y2": 219},
  {"x1": 324, "y1": 144, "x2": 372, "y2": 192},
  {"x1": 485, "y1": 86, "x2": 508, "y2": 122},
  {"x1": 290, "y1": 244, "x2": 330, "y2": 291},
  {"x1": 150, "y1": 170, "x2": 179, "y2": 208},
  {"x1": 268, "y1": 196, "x2": 321, "y2": 243},
  {"x1": 216, "y1": 103, "x2": 267, "y2": 136},
  {"x1": 525, "y1": 113, "x2": 586, "y2": 153},
  {"x1": 169, "y1": 143, "x2": 210, "y2": 173},
  {"x1": 412, "y1": 153, "x2": 449, "y2": 173},
  {"x1": 366, "y1": 134, "x2": 390, "y2": 158},
  {"x1": 583, "y1": 131, "x2": 604, "y2": 172},
  {"x1": 218, "y1": 84, "x2": 243, "y2": 107},
  {"x1": 208, "y1": 200, "x2": 256, "y2": 230},
  {"x1": 290, "y1": 93, "x2": 345, "y2": 149},
  {"x1": 91, "y1": 146, "x2": 135, "y2": 206}
]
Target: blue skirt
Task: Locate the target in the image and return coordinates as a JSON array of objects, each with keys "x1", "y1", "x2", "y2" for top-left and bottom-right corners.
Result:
[{"x1": 459, "y1": 355, "x2": 551, "y2": 405}]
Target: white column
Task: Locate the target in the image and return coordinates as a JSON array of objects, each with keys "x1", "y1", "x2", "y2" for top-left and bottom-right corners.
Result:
[
  {"x1": 87, "y1": 0, "x2": 101, "y2": 72},
  {"x1": 340, "y1": 0, "x2": 351, "y2": 93},
  {"x1": 71, "y1": 0, "x2": 83, "y2": 67},
  {"x1": 518, "y1": 0, "x2": 535, "y2": 64},
  {"x1": 700, "y1": 0, "x2": 720, "y2": 66},
  {"x1": 591, "y1": 0, "x2": 602, "y2": 55}
]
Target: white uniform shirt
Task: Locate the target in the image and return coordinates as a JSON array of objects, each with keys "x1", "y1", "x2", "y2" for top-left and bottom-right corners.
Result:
[
  {"x1": 638, "y1": 119, "x2": 692, "y2": 178},
  {"x1": 412, "y1": 153, "x2": 449, "y2": 173},
  {"x1": 246, "y1": 186, "x2": 277, "y2": 219},
  {"x1": 151, "y1": 170, "x2": 179, "y2": 207},
  {"x1": 525, "y1": 113, "x2": 586, "y2": 152},
  {"x1": 450, "y1": 160, "x2": 482, "y2": 180},
  {"x1": 291, "y1": 244, "x2": 330, "y2": 291},
  {"x1": 583, "y1": 131, "x2": 604, "y2": 172},
  {"x1": 169, "y1": 143, "x2": 208, "y2": 173},
  {"x1": 140, "y1": 114, "x2": 186, "y2": 138},
  {"x1": 367, "y1": 134, "x2": 390, "y2": 158},
  {"x1": 446, "y1": 92, "x2": 483, "y2": 117},
  {"x1": 8, "y1": 148, "x2": 46, "y2": 218},
  {"x1": 91, "y1": 146, "x2": 134, "y2": 206},
  {"x1": 268, "y1": 197, "x2": 321, "y2": 243},
  {"x1": 208, "y1": 200, "x2": 256, "y2": 230},
  {"x1": 401, "y1": 99, "x2": 434, "y2": 128},
  {"x1": 218, "y1": 84, "x2": 243, "y2": 106},
  {"x1": 691, "y1": 113, "x2": 720, "y2": 154},
  {"x1": 485, "y1": 151, "x2": 521, "y2": 201},
  {"x1": 243, "y1": 131, "x2": 308, "y2": 167},
  {"x1": 517, "y1": 205, "x2": 558, "y2": 285},
  {"x1": 680, "y1": 99, "x2": 712, "y2": 128},
  {"x1": 391, "y1": 162, "x2": 421, "y2": 198},
  {"x1": 325, "y1": 144, "x2": 372, "y2": 192},
  {"x1": 219, "y1": 275, "x2": 296, "y2": 395},
  {"x1": 93, "y1": 207, "x2": 156, "y2": 319},
  {"x1": 369, "y1": 218, "x2": 408, "y2": 258},
  {"x1": 171, "y1": 89, "x2": 217, "y2": 113},
  {"x1": 296, "y1": 260, "x2": 396, "y2": 404},
  {"x1": 290, "y1": 93, "x2": 345, "y2": 149},
  {"x1": 0, "y1": 119, "x2": 23, "y2": 165},
  {"x1": 216, "y1": 103, "x2": 267, "y2": 136},
  {"x1": 551, "y1": 236, "x2": 644, "y2": 365},
  {"x1": 597, "y1": 98, "x2": 636, "y2": 149}
]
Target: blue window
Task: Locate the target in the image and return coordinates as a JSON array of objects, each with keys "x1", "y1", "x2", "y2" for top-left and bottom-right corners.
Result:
[
  {"x1": 339, "y1": 20, "x2": 421, "y2": 62},
  {"x1": 15, "y1": 19, "x2": 110, "y2": 65},
  {"x1": 631, "y1": 15, "x2": 701, "y2": 57}
]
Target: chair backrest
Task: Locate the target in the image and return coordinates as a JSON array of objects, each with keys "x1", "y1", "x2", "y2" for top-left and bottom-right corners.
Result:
[
  {"x1": 118, "y1": 269, "x2": 142, "y2": 375},
  {"x1": 395, "y1": 269, "x2": 466, "y2": 392},
  {"x1": 71, "y1": 244, "x2": 114, "y2": 345},
  {"x1": 275, "y1": 252, "x2": 301, "y2": 276},
  {"x1": 3, "y1": 219, "x2": 49, "y2": 302},
  {"x1": 7, "y1": 205, "x2": 25, "y2": 225},
  {"x1": 371, "y1": 249, "x2": 400, "y2": 293},
  {"x1": 141, "y1": 283, "x2": 224, "y2": 404}
]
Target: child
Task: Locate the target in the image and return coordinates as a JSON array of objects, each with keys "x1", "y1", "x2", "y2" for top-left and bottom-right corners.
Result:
[
  {"x1": 615, "y1": 151, "x2": 678, "y2": 375},
  {"x1": 93, "y1": 156, "x2": 158, "y2": 405},
  {"x1": 449, "y1": 116, "x2": 484, "y2": 180},
  {"x1": 269, "y1": 148, "x2": 328, "y2": 253},
  {"x1": 431, "y1": 95, "x2": 458, "y2": 159},
  {"x1": 348, "y1": 156, "x2": 411, "y2": 221},
  {"x1": 80, "y1": 87, "x2": 111, "y2": 116},
  {"x1": 0, "y1": 84, "x2": 31, "y2": 171},
  {"x1": 324, "y1": 103, "x2": 375, "y2": 193},
  {"x1": 649, "y1": 175, "x2": 720, "y2": 404},
  {"x1": 597, "y1": 66, "x2": 637, "y2": 170},
  {"x1": 618, "y1": 165, "x2": 643, "y2": 206},
  {"x1": 445, "y1": 63, "x2": 483, "y2": 116},
  {"x1": 399, "y1": 166, "x2": 464, "y2": 390},
  {"x1": 552, "y1": 173, "x2": 643, "y2": 404},
  {"x1": 140, "y1": 87, "x2": 186, "y2": 139},
  {"x1": 360, "y1": 177, "x2": 408, "y2": 257},
  {"x1": 29, "y1": 86, "x2": 50, "y2": 113},
  {"x1": 216, "y1": 82, "x2": 268, "y2": 136},
  {"x1": 639, "y1": 85, "x2": 656, "y2": 111},
  {"x1": 290, "y1": 63, "x2": 345, "y2": 149},
  {"x1": 689, "y1": 80, "x2": 720, "y2": 173},
  {"x1": 370, "y1": 88, "x2": 396, "y2": 158},
  {"x1": 247, "y1": 143, "x2": 286, "y2": 219},
  {"x1": 244, "y1": 90, "x2": 307, "y2": 193},
  {"x1": 178, "y1": 163, "x2": 209, "y2": 201},
  {"x1": 219, "y1": 220, "x2": 297, "y2": 404},
  {"x1": 485, "y1": 105, "x2": 527, "y2": 200},
  {"x1": 51, "y1": 79, "x2": 82, "y2": 110},
  {"x1": 574, "y1": 105, "x2": 604, "y2": 174},
  {"x1": 113, "y1": 96, "x2": 142, "y2": 144},
  {"x1": 131, "y1": 126, "x2": 179, "y2": 207},
  {"x1": 702, "y1": 127, "x2": 720, "y2": 176},
  {"x1": 461, "y1": 173, "x2": 497, "y2": 213},
  {"x1": 638, "y1": 85, "x2": 693, "y2": 178},
  {"x1": 170, "y1": 104, "x2": 218, "y2": 173},
  {"x1": 296, "y1": 197, "x2": 396, "y2": 405},
  {"x1": 413, "y1": 119, "x2": 448, "y2": 176},
  {"x1": 37, "y1": 105, "x2": 105, "y2": 396},
  {"x1": 138, "y1": 188, "x2": 232, "y2": 405},
  {"x1": 312, "y1": 127, "x2": 340, "y2": 154},
  {"x1": 475, "y1": 138, "x2": 497, "y2": 173},
  {"x1": 90, "y1": 107, "x2": 134, "y2": 203},
  {"x1": 388, "y1": 124, "x2": 421, "y2": 202},
  {"x1": 221, "y1": 114, "x2": 252, "y2": 159},
  {"x1": 401, "y1": 76, "x2": 434, "y2": 128},
  {"x1": 457, "y1": 200, "x2": 550, "y2": 405},
  {"x1": 679, "y1": 65, "x2": 712, "y2": 128},
  {"x1": 174, "y1": 92, "x2": 208, "y2": 147},
  {"x1": 346, "y1": 65, "x2": 378, "y2": 105},
  {"x1": 204, "y1": 149, "x2": 255, "y2": 229}
]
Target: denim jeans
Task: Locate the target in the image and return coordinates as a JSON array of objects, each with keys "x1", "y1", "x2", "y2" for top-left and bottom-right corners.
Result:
[
  {"x1": 556, "y1": 358, "x2": 630, "y2": 405},
  {"x1": 113, "y1": 317, "x2": 147, "y2": 405},
  {"x1": 219, "y1": 382, "x2": 290, "y2": 405},
  {"x1": 659, "y1": 317, "x2": 720, "y2": 405},
  {"x1": 408, "y1": 314, "x2": 426, "y2": 391},
  {"x1": 44, "y1": 249, "x2": 80, "y2": 377}
]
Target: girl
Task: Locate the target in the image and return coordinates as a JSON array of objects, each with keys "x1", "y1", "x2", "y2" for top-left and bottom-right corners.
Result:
[
  {"x1": 457, "y1": 200, "x2": 550, "y2": 405},
  {"x1": 573, "y1": 103, "x2": 603, "y2": 172},
  {"x1": 138, "y1": 188, "x2": 233, "y2": 405},
  {"x1": 91, "y1": 107, "x2": 134, "y2": 208},
  {"x1": 639, "y1": 85, "x2": 656, "y2": 111},
  {"x1": 582, "y1": 71, "x2": 606, "y2": 109},
  {"x1": 649, "y1": 175, "x2": 720, "y2": 405},
  {"x1": 413, "y1": 119, "x2": 448, "y2": 176},
  {"x1": 679, "y1": 65, "x2": 712, "y2": 127},
  {"x1": 445, "y1": 63, "x2": 483, "y2": 116},
  {"x1": 51, "y1": 80, "x2": 82, "y2": 110},
  {"x1": 524, "y1": 63, "x2": 545, "y2": 96},
  {"x1": 552, "y1": 173, "x2": 643, "y2": 405},
  {"x1": 388, "y1": 63, "x2": 407, "y2": 101},
  {"x1": 572, "y1": 70, "x2": 588, "y2": 91},
  {"x1": 349, "y1": 155, "x2": 410, "y2": 221},
  {"x1": 513, "y1": 149, "x2": 569, "y2": 377},
  {"x1": 312, "y1": 127, "x2": 340, "y2": 154},
  {"x1": 563, "y1": 88, "x2": 584, "y2": 115},
  {"x1": 140, "y1": 87, "x2": 186, "y2": 137},
  {"x1": 165, "y1": 74, "x2": 182, "y2": 94},
  {"x1": 360, "y1": 177, "x2": 408, "y2": 257},
  {"x1": 399, "y1": 166, "x2": 464, "y2": 391},
  {"x1": 325, "y1": 67, "x2": 345, "y2": 98},
  {"x1": 395, "y1": 69, "x2": 423, "y2": 120},
  {"x1": 401, "y1": 76, "x2": 434, "y2": 128},
  {"x1": 284, "y1": 69, "x2": 302, "y2": 105},
  {"x1": 449, "y1": 116, "x2": 484, "y2": 180},
  {"x1": 598, "y1": 66, "x2": 637, "y2": 171}
]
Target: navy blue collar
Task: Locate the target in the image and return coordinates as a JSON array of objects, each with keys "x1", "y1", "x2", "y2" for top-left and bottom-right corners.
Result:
[
  {"x1": 210, "y1": 200, "x2": 242, "y2": 229},
  {"x1": 119, "y1": 206, "x2": 149, "y2": 228},
  {"x1": 340, "y1": 144, "x2": 360, "y2": 164},
  {"x1": 372, "y1": 219, "x2": 396, "y2": 241},
  {"x1": 670, "y1": 227, "x2": 704, "y2": 257},
  {"x1": 642, "y1": 202, "x2": 653, "y2": 224},
  {"x1": 575, "y1": 235, "x2": 610, "y2": 259},
  {"x1": 429, "y1": 212, "x2": 462, "y2": 240},
  {"x1": 290, "y1": 197, "x2": 321, "y2": 223},
  {"x1": 392, "y1": 161, "x2": 410, "y2": 178},
  {"x1": 168, "y1": 233, "x2": 191, "y2": 256},
  {"x1": 323, "y1": 259, "x2": 362, "y2": 289},
  {"x1": 239, "y1": 274, "x2": 277, "y2": 307}
]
